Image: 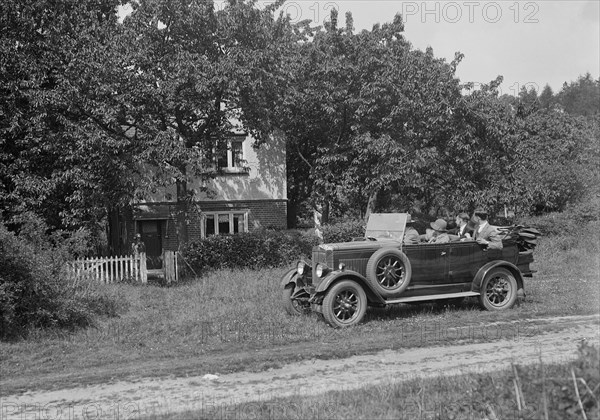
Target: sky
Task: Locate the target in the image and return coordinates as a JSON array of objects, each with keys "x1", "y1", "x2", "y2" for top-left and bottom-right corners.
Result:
[{"x1": 270, "y1": 0, "x2": 600, "y2": 95}]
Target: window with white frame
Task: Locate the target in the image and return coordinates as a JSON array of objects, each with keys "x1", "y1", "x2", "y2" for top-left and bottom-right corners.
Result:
[
  {"x1": 203, "y1": 211, "x2": 248, "y2": 237},
  {"x1": 216, "y1": 136, "x2": 247, "y2": 173}
]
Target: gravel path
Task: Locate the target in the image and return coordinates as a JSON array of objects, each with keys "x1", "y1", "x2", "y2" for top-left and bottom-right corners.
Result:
[{"x1": 2, "y1": 314, "x2": 598, "y2": 419}]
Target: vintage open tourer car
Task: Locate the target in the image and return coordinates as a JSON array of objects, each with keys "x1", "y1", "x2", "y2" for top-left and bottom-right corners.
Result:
[{"x1": 281, "y1": 213, "x2": 540, "y2": 328}]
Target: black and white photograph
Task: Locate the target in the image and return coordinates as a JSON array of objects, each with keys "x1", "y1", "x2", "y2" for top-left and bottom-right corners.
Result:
[{"x1": 1, "y1": 0, "x2": 599, "y2": 418}]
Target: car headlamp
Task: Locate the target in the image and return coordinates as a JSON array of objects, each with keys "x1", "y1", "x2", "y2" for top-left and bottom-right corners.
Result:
[
  {"x1": 316, "y1": 263, "x2": 329, "y2": 278},
  {"x1": 297, "y1": 260, "x2": 306, "y2": 276}
]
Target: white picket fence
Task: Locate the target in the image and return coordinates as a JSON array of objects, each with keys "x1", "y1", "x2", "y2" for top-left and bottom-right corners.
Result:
[{"x1": 68, "y1": 253, "x2": 147, "y2": 283}]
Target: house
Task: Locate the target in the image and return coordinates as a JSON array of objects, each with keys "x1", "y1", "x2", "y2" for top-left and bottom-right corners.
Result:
[{"x1": 108, "y1": 131, "x2": 287, "y2": 266}]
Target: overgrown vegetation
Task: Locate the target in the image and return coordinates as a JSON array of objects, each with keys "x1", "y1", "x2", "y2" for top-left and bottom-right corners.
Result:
[
  {"x1": 0, "y1": 218, "x2": 125, "y2": 340},
  {"x1": 519, "y1": 194, "x2": 600, "y2": 236}
]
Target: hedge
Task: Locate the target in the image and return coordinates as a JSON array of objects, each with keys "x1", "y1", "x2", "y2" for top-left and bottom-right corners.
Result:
[{"x1": 181, "y1": 219, "x2": 367, "y2": 274}]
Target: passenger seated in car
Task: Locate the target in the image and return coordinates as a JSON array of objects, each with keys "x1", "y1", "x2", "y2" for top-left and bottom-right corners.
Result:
[
  {"x1": 472, "y1": 208, "x2": 503, "y2": 250},
  {"x1": 416, "y1": 228, "x2": 433, "y2": 243},
  {"x1": 449, "y1": 212, "x2": 473, "y2": 241},
  {"x1": 403, "y1": 215, "x2": 420, "y2": 245},
  {"x1": 427, "y1": 219, "x2": 450, "y2": 244}
]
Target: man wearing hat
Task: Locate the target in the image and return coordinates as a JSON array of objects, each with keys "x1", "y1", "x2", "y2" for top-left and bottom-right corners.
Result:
[
  {"x1": 403, "y1": 215, "x2": 420, "y2": 244},
  {"x1": 428, "y1": 219, "x2": 450, "y2": 244},
  {"x1": 472, "y1": 208, "x2": 503, "y2": 250}
]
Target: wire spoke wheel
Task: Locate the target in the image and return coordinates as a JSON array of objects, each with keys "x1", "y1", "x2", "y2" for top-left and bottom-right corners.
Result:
[
  {"x1": 366, "y1": 248, "x2": 412, "y2": 298},
  {"x1": 485, "y1": 277, "x2": 510, "y2": 306},
  {"x1": 332, "y1": 289, "x2": 359, "y2": 320},
  {"x1": 479, "y1": 268, "x2": 518, "y2": 311},
  {"x1": 322, "y1": 280, "x2": 367, "y2": 328},
  {"x1": 375, "y1": 256, "x2": 405, "y2": 288}
]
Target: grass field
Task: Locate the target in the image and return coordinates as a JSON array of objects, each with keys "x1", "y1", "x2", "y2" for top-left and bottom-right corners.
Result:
[{"x1": 0, "y1": 223, "x2": 598, "y2": 396}]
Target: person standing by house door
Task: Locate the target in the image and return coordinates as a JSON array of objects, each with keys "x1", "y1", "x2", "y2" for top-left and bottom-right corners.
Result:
[{"x1": 131, "y1": 233, "x2": 146, "y2": 256}]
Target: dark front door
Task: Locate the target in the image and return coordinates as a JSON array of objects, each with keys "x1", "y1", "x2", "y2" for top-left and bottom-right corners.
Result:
[{"x1": 139, "y1": 220, "x2": 163, "y2": 269}]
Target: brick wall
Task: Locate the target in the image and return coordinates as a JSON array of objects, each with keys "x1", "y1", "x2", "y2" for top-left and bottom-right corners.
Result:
[{"x1": 119, "y1": 199, "x2": 288, "y2": 252}]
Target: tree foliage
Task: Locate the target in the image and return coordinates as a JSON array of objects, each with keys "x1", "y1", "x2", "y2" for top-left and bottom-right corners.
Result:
[{"x1": 0, "y1": 0, "x2": 135, "y2": 233}]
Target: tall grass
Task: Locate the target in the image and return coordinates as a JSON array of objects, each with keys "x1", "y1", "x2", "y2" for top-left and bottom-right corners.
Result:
[{"x1": 525, "y1": 220, "x2": 600, "y2": 315}]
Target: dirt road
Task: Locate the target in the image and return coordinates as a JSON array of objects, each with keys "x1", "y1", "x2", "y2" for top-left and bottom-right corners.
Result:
[{"x1": 2, "y1": 314, "x2": 598, "y2": 419}]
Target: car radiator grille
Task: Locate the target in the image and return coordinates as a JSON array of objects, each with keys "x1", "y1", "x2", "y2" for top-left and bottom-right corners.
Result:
[{"x1": 339, "y1": 258, "x2": 368, "y2": 276}]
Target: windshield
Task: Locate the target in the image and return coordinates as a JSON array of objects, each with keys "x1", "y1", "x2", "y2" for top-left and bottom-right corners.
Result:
[{"x1": 365, "y1": 213, "x2": 408, "y2": 241}]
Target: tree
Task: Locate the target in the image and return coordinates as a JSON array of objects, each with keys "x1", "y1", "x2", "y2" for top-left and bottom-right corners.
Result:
[
  {"x1": 557, "y1": 73, "x2": 600, "y2": 118},
  {"x1": 516, "y1": 110, "x2": 597, "y2": 213},
  {"x1": 275, "y1": 11, "x2": 468, "y2": 223},
  {"x1": 0, "y1": 0, "x2": 134, "y2": 235},
  {"x1": 538, "y1": 84, "x2": 555, "y2": 110},
  {"x1": 443, "y1": 77, "x2": 523, "y2": 215}
]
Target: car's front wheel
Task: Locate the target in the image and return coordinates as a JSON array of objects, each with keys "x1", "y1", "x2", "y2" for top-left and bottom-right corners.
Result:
[
  {"x1": 322, "y1": 280, "x2": 367, "y2": 328},
  {"x1": 479, "y1": 268, "x2": 518, "y2": 311},
  {"x1": 282, "y1": 285, "x2": 310, "y2": 316}
]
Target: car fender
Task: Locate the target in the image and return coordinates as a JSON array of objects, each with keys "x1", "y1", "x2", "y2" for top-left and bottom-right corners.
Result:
[
  {"x1": 315, "y1": 270, "x2": 386, "y2": 305},
  {"x1": 280, "y1": 267, "x2": 298, "y2": 288},
  {"x1": 471, "y1": 261, "x2": 524, "y2": 293}
]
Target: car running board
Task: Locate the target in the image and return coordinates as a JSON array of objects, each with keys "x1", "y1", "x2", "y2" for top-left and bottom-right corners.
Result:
[{"x1": 385, "y1": 291, "x2": 480, "y2": 304}]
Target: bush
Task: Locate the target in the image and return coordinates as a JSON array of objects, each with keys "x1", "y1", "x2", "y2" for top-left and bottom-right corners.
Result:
[
  {"x1": 0, "y1": 221, "x2": 123, "y2": 340},
  {"x1": 519, "y1": 196, "x2": 600, "y2": 236},
  {"x1": 321, "y1": 219, "x2": 366, "y2": 243},
  {"x1": 182, "y1": 229, "x2": 319, "y2": 274}
]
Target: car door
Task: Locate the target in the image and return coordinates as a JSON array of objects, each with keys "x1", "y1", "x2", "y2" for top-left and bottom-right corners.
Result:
[
  {"x1": 448, "y1": 241, "x2": 484, "y2": 288},
  {"x1": 404, "y1": 243, "x2": 449, "y2": 294}
]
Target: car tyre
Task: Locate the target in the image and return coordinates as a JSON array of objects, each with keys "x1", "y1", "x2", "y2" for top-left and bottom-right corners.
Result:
[
  {"x1": 322, "y1": 280, "x2": 367, "y2": 328},
  {"x1": 366, "y1": 248, "x2": 412, "y2": 298},
  {"x1": 282, "y1": 284, "x2": 309, "y2": 316},
  {"x1": 479, "y1": 268, "x2": 518, "y2": 311}
]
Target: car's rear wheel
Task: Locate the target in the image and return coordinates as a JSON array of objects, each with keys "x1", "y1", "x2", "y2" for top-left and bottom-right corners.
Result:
[
  {"x1": 479, "y1": 268, "x2": 518, "y2": 311},
  {"x1": 322, "y1": 280, "x2": 367, "y2": 328},
  {"x1": 366, "y1": 248, "x2": 412, "y2": 298},
  {"x1": 282, "y1": 285, "x2": 310, "y2": 316}
]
